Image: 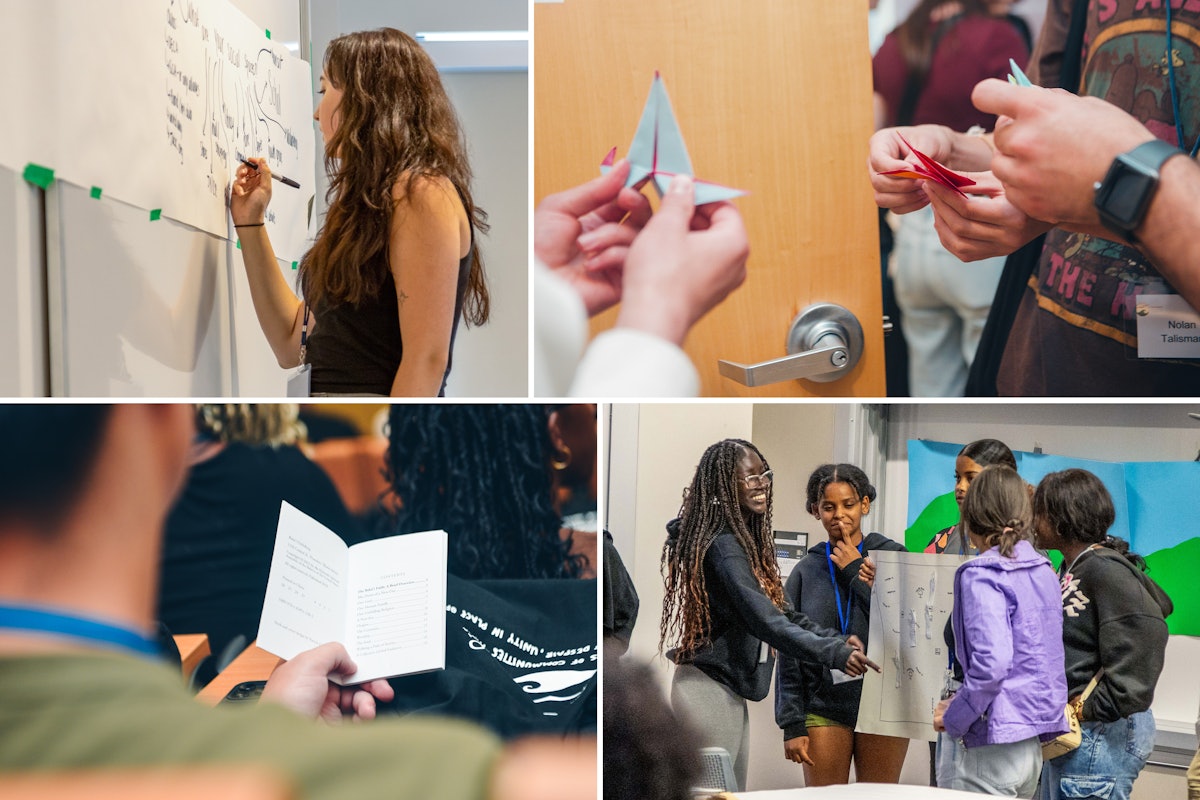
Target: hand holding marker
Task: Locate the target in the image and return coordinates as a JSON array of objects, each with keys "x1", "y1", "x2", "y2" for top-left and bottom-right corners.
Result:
[{"x1": 237, "y1": 154, "x2": 301, "y2": 189}]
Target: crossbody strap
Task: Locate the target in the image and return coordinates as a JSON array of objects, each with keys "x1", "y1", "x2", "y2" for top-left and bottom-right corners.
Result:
[{"x1": 1080, "y1": 667, "x2": 1105, "y2": 701}]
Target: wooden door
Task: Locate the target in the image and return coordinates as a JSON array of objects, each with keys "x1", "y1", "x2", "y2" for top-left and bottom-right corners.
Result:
[{"x1": 535, "y1": 0, "x2": 885, "y2": 397}]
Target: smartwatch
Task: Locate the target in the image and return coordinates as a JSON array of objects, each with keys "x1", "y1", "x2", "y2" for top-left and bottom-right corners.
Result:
[{"x1": 1094, "y1": 139, "x2": 1184, "y2": 242}]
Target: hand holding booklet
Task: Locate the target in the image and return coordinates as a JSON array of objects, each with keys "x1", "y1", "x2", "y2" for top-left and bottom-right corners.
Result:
[{"x1": 257, "y1": 502, "x2": 448, "y2": 685}]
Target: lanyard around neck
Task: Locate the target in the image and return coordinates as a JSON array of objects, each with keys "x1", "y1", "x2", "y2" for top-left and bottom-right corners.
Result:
[
  {"x1": 1165, "y1": 3, "x2": 1200, "y2": 158},
  {"x1": 0, "y1": 603, "x2": 161, "y2": 659},
  {"x1": 825, "y1": 539, "x2": 864, "y2": 635}
]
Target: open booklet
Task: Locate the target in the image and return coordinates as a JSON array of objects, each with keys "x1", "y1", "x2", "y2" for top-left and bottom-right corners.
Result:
[{"x1": 257, "y1": 502, "x2": 448, "y2": 684}]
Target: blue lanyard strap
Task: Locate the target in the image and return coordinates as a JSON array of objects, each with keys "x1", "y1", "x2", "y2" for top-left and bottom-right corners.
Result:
[
  {"x1": 1165, "y1": 3, "x2": 1200, "y2": 159},
  {"x1": 0, "y1": 603, "x2": 160, "y2": 659},
  {"x1": 825, "y1": 540, "x2": 864, "y2": 635}
]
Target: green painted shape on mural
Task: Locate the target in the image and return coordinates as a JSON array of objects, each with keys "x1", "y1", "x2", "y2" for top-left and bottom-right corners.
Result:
[
  {"x1": 906, "y1": 492, "x2": 1064, "y2": 570},
  {"x1": 1143, "y1": 537, "x2": 1200, "y2": 636},
  {"x1": 905, "y1": 492, "x2": 959, "y2": 552}
]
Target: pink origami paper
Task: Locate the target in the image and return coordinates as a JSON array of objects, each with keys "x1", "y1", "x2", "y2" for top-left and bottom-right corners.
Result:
[{"x1": 879, "y1": 134, "x2": 976, "y2": 197}]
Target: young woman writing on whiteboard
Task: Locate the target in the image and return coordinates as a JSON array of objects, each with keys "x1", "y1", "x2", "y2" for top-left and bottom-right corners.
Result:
[{"x1": 230, "y1": 28, "x2": 488, "y2": 396}]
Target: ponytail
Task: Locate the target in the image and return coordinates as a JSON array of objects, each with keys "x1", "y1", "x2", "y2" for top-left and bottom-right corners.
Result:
[{"x1": 984, "y1": 518, "x2": 1027, "y2": 558}]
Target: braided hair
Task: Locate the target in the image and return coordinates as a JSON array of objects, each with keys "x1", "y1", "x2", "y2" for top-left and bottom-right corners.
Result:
[
  {"x1": 960, "y1": 465, "x2": 1030, "y2": 557},
  {"x1": 660, "y1": 439, "x2": 783, "y2": 663},
  {"x1": 385, "y1": 405, "x2": 585, "y2": 580}
]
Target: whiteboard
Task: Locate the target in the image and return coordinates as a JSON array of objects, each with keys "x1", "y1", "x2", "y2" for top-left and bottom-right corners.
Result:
[
  {"x1": 0, "y1": 165, "x2": 48, "y2": 396},
  {"x1": 46, "y1": 180, "x2": 232, "y2": 396},
  {"x1": 7, "y1": 0, "x2": 303, "y2": 397},
  {"x1": 0, "y1": 0, "x2": 315, "y2": 261}
]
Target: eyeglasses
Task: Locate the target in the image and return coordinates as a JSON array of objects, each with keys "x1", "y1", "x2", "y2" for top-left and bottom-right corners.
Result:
[{"x1": 740, "y1": 470, "x2": 774, "y2": 490}]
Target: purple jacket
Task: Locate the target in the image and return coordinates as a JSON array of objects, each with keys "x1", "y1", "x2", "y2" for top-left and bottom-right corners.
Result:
[{"x1": 944, "y1": 540, "x2": 1068, "y2": 747}]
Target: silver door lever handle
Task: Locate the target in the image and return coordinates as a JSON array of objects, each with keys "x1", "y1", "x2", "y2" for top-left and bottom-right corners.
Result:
[{"x1": 717, "y1": 303, "x2": 864, "y2": 387}]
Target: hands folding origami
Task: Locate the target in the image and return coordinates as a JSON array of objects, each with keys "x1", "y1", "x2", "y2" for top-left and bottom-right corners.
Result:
[
  {"x1": 601, "y1": 72, "x2": 747, "y2": 205},
  {"x1": 878, "y1": 133, "x2": 976, "y2": 197}
]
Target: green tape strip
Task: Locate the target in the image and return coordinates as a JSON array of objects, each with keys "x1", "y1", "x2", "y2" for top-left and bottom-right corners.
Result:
[
  {"x1": 236, "y1": 241, "x2": 242, "y2": 250},
  {"x1": 90, "y1": 187, "x2": 102, "y2": 199},
  {"x1": 22, "y1": 163, "x2": 55, "y2": 189},
  {"x1": 265, "y1": 28, "x2": 271, "y2": 39},
  {"x1": 149, "y1": 209, "x2": 162, "y2": 221},
  {"x1": 291, "y1": 261, "x2": 298, "y2": 270}
]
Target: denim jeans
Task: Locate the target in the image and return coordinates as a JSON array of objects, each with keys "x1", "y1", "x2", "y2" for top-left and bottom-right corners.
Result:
[
  {"x1": 937, "y1": 733, "x2": 1042, "y2": 797},
  {"x1": 1039, "y1": 710, "x2": 1156, "y2": 800}
]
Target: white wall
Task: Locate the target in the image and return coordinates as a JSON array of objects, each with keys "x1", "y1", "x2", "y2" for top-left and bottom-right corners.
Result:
[{"x1": 606, "y1": 402, "x2": 1196, "y2": 795}]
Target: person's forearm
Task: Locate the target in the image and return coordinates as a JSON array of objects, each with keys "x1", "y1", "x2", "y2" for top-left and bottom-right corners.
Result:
[
  {"x1": 390, "y1": 351, "x2": 448, "y2": 397},
  {"x1": 236, "y1": 226, "x2": 304, "y2": 367},
  {"x1": 1135, "y1": 155, "x2": 1200, "y2": 311}
]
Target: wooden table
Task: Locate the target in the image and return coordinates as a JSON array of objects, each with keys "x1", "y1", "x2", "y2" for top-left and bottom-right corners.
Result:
[
  {"x1": 196, "y1": 641, "x2": 282, "y2": 707},
  {"x1": 173, "y1": 634, "x2": 210, "y2": 684}
]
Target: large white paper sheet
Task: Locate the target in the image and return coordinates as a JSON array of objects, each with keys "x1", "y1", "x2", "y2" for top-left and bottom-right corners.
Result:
[
  {"x1": 0, "y1": 0, "x2": 315, "y2": 261},
  {"x1": 857, "y1": 550, "x2": 967, "y2": 742}
]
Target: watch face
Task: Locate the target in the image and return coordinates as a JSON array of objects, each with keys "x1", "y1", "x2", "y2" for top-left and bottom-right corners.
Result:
[{"x1": 1105, "y1": 168, "x2": 1152, "y2": 226}]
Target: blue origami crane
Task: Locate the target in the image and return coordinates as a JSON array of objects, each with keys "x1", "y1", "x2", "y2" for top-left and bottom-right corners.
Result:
[{"x1": 600, "y1": 72, "x2": 746, "y2": 205}]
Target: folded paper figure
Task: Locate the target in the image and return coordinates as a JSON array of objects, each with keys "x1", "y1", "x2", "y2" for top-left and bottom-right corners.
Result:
[
  {"x1": 878, "y1": 134, "x2": 976, "y2": 197},
  {"x1": 1008, "y1": 58, "x2": 1034, "y2": 87},
  {"x1": 600, "y1": 71, "x2": 746, "y2": 205}
]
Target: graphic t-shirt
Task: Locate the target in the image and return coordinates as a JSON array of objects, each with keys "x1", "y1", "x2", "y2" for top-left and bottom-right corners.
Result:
[
  {"x1": 998, "y1": 0, "x2": 1200, "y2": 396},
  {"x1": 383, "y1": 575, "x2": 597, "y2": 739}
]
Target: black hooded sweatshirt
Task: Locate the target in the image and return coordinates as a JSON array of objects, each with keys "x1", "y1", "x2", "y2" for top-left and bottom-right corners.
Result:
[
  {"x1": 665, "y1": 518, "x2": 854, "y2": 701},
  {"x1": 1059, "y1": 546, "x2": 1173, "y2": 722},
  {"x1": 775, "y1": 531, "x2": 905, "y2": 739}
]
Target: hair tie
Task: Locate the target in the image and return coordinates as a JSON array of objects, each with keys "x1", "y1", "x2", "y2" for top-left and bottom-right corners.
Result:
[{"x1": 1002, "y1": 526, "x2": 1014, "y2": 536}]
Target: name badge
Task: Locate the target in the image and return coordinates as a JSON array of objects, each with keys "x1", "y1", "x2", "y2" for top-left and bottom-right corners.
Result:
[
  {"x1": 830, "y1": 669, "x2": 863, "y2": 685},
  {"x1": 286, "y1": 364, "x2": 312, "y2": 397},
  {"x1": 1136, "y1": 294, "x2": 1200, "y2": 358}
]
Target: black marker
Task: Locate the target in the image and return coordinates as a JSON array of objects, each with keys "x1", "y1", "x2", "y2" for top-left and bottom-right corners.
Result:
[{"x1": 237, "y1": 154, "x2": 301, "y2": 189}]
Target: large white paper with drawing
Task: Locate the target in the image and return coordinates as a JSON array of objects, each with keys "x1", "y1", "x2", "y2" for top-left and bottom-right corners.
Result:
[
  {"x1": 857, "y1": 550, "x2": 967, "y2": 741},
  {"x1": 258, "y1": 502, "x2": 448, "y2": 684},
  {"x1": 0, "y1": 0, "x2": 315, "y2": 261}
]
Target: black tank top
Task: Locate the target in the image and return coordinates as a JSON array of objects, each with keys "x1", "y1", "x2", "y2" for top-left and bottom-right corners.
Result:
[{"x1": 305, "y1": 229, "x2": 473, "y2": 397}]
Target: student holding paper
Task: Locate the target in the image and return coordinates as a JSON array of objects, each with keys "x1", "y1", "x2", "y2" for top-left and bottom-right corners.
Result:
[
  {"x1": 231, "y1": 28, "x2": 489, "y2": 397},
  {"x1": 0, "y1": 405, "x2": 593, "y2": 800},
  {"x1": 660, "y1": 439, "x2": 878, "y2": 791},
  {"x1": 775, "y1": 463, "x2": 908, "y2": 786}
]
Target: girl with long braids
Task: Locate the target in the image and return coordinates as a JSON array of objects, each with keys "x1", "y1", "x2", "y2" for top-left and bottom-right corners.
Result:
[
  {"x1": 933, "y1": 466, "x2": 1067, "y2": 797},
  {"x1": 231, "y1": 28, "x2": 489, "y2": 396},
  {"x1": 376, "y1": 404, "x2": 596, "y2": 738},
  {"x1": 1032, "y1": 469, "x2": 1172, "y2": 800},
  {"x1": 661, "y1": 439, "x2": 876, "y2": 791},
  {"x1": 384, "y1": 404, "x2": 590, "y2": 580},
  {"x1": 775, "y1": 464, "x2": 908, "y2": 786}
]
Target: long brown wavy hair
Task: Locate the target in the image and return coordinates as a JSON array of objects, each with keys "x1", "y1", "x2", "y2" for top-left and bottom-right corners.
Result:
[
  {"x1": 300, "y1": 28, "x2": 490, "y2": 324},
  {"x1": 660, "y1": 439, "x2": 785, "y2": 663},
  {"x1": 896, "y1": 0, "x2": 990, "y2": 94}
]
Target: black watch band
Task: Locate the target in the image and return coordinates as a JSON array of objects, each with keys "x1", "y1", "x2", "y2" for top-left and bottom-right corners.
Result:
[{"x1": 1094, "y1": 139, "x2": 1183, "y2": 242}]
